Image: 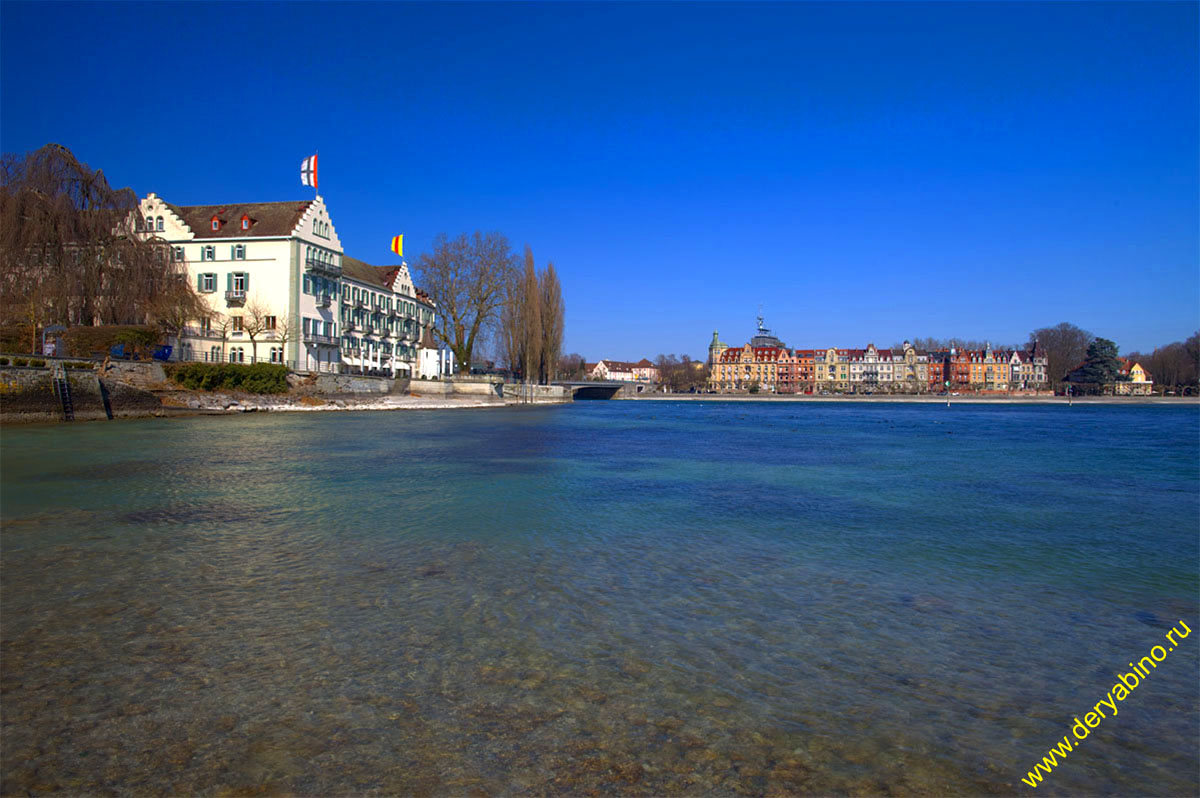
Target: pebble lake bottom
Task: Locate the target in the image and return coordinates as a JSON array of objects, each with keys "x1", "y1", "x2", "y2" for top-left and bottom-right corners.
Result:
[{"x1": 1, "y1": 402, "x2": 1197, "y2": 796}]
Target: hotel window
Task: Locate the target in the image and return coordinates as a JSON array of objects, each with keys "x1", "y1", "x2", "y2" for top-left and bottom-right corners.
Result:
[
  {"x1": 209, "y1": 346, "x2": 221, "y2": 362},
  {"x1": 229, "y1": 347, "x2": 244, "y2": 363},
  {"x1": 156, "y1": 216, "x2": 164, "y2": 231},
  {"x1": 172, "y1": 246, "x2": 185, "y2": 261},
  {"x1": 231, "y1": 316, "x2": 244, "y2": 333},
  {"x1": 198, "y1": 273, "x2": 216, "y2": 293},
  {"x1": 270, "y1": 346, "x2": 283, "y2": 363},
  {"x1": 145, "y1": 215, "x2": 154, "y2": 230},
  {"x1": 264, "y1": 316, "x2": 276, "y2": 331},
  {"x1": 232, "y1": 272, "x2": 247, "y2": 292},
  {"x1": 211, "y1": 218, "x2": 220, "y2": 231},
  {"x1": 201, "y1": 245, "x2": 215, "y2": 261},
  {"x1": 233, "y1": 244, "x2": 246, "y2": 260}
]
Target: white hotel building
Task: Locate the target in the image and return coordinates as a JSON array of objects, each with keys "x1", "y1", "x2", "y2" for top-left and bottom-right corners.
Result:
[{"x1": 136, "y1": 193, "x2": 444, "y2": 377}]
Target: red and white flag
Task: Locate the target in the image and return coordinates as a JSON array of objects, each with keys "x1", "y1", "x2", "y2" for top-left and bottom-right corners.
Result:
[{"x1": 300, "y1": 154, "x2": 318, "y2": 190}]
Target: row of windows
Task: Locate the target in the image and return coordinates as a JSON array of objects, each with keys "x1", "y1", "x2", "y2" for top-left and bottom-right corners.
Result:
[
  {"x1": 303, "y1": 275, "x2": 339, "y2": 297},
  {"x1": 302, "y1": 318, "x2": 337, "y2": 338},
  {"x1": 196, "y1": 271, "x2": 250, "y2": 295},
  {"x1": 199, "y1": 245, "x2": 246, "y2": 261},
  {"x1": 341, "y1": 338, "x2": 418, "y2": 357},
  {"x1": 305, "y1": 245, "x2": 338, "y2": 268},
  {"x1": 313, "y1": 218, "x2": 331, "y2": 238}
]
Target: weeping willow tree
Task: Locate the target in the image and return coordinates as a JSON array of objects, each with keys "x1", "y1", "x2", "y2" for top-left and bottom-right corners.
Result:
[{"x1": 0, "y1": 143, "x2": 206, "y2": 353}]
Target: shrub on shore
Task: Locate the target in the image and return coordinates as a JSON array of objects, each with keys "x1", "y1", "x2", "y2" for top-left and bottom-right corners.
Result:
[{"x1": 165, "y1": 363, "x2": 289, "y2": 394}]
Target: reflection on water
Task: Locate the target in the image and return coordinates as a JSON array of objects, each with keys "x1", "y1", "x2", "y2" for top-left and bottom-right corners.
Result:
[{"x1": 2, "y1": 404, "x2": 1197, "y2": 795}]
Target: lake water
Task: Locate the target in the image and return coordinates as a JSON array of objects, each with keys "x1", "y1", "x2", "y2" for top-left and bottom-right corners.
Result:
[{"x1": 2, "y1": 402, "x2": 1197, "y2": 796}]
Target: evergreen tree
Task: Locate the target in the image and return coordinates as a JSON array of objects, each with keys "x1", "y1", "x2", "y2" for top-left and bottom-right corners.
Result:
[{"x1": 1076, "y1": 337, "x2": 1125, "y2": 385}]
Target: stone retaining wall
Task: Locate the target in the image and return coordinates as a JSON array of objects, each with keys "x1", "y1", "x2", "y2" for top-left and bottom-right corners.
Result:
[
  {"x1": 0, "y1": 366, "x2": 163, "y2": 422},
  {"x1": 502, "y1": 383, "x2": 569, "y2": 403},
  {"x1": 312, "y1": 374, "x2": 395, "y2": 395}
]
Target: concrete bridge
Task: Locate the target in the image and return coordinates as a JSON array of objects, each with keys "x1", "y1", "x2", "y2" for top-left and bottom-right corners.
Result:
[{"x1": 552, "y1": 381, "x2": 627, "y2": 400}]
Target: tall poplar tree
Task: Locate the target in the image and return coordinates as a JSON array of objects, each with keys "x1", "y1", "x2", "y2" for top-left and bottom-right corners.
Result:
[
  {"x1": 518, "y1": 247, "x2": 542, "y2": 384},
  {"x1": 538, "y1": 262, "x2": 563, "y2": 383}
]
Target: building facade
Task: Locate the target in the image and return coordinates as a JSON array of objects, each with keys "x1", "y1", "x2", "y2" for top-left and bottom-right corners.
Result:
[
  {"x1": 137, "y1": 192, "x2": 440, "y2": 376},
  {"x1": 705, "y1": 325, "x2": 1048, "y2": 394},
  {"x1": 590, "y1": 359, "x2": 659, "y2": 382}
]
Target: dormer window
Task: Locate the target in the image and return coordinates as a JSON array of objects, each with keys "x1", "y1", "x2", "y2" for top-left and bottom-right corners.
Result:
[
  {"x1": 211, "y1": 216, "x2": 221, "y2": 231},
  {"x1": 241, "y1": 215, "x2": 250, "y2": 230}
]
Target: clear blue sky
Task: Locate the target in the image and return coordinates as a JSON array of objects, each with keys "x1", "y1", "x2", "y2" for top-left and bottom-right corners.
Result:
[{"x1": 2, "y1": 1, "x2": 1196, "y2": 360}]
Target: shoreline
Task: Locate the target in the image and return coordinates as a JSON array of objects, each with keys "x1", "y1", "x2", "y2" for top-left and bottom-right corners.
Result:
[
  {"x1": 0, "y1": 392, "x2": 546, "y2": 425},
  {"x1": 630, "y1": 393, "x2": 1198, "y2": 405}
]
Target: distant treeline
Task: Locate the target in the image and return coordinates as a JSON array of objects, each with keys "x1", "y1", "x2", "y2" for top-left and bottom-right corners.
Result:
[{"x1": 1126, "y1": 333, "x2": 1200, "y2": 392}]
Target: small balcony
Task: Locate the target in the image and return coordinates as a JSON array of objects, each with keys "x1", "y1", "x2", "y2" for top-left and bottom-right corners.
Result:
[
  {"x1": 225, "y1": 290, "x2": 246, "y2": 306},
  {"x1": 302, "y1": 331, "x2": 337, "y2": 346},
  {"x1": 316, "y1": 294, "x2": 332, "y2": 308},
  {"x1": 304, "y1": 256, "x2": 342, "y2": 277},
  {"x1": 184, "y1": 326, "x2": 224, "y2": 340}
]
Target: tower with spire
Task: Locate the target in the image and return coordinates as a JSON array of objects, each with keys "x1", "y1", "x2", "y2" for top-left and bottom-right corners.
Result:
[{"x1": 708, "y1": 330, "x2": 728, "y2": 367}]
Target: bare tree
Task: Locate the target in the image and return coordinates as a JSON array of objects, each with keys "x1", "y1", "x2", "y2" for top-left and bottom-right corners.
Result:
[
  {"x1": 558, "y1": 352, "x2": 586, "y2": 380},
  {"x1": 211, "y1": 314, "x2": 233, "y2": 363},
  {"x1": 1, "y1": 143, "x2": 197, "y2": 351},
  {"x1": 147, "y1": 266, "x2": 210, "y2": 354},
  {"x1": 1130, "y1": 332, "x2": 1200, "y2": 393},
  {"x1": 415, "y1": 231, "x2": 518, "y2": 373},
  {"x1": 1030, "y1": 322, "x2": 1093, "y2": 385},
  {"x1": 243, "y1": 296, "x2": 278, "y2": 363}
]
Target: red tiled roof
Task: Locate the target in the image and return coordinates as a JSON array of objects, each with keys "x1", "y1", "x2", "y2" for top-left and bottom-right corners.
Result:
[{"x1": 165, "y1": 199, "x2": 314, "y2": 239}]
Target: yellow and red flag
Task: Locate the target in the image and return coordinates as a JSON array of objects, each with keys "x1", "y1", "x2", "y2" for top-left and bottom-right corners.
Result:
[{"x1": 390, "y1": 235, "x2": 403, "y2": 256}]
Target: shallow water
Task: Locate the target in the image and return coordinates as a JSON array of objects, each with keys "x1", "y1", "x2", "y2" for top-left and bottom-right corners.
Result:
[{"x1": 2, "y1": 402, "x2": 1197, "y2": 796}]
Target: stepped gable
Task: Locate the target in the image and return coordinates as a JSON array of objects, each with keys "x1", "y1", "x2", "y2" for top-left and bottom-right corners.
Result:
[
  {"x1": 375, "y1": 264, "x2": 404, "y2": 289},
  {"x1": 163, "y1": 199, "x2": 315, "y2": 239}
]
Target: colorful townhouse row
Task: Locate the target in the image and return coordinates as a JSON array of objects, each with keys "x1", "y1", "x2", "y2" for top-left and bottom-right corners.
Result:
[
  {"x1": 706, "y1": 319, "x2": 1050, "y2": 393},
  {"x1": 135, "y1": 193, "x2": 451, "y2": 378}
]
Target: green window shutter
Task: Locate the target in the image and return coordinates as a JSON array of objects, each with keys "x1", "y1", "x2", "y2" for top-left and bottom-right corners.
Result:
[
  {"x1": 243, "y1": 272, "x2": 250, "y2": 293},
  {"x1": 227, "y1": 273, "x2": 232, "y2": 292},
  {"x1": 197, "y1": 274, "x2": 203, "y2": 291}
]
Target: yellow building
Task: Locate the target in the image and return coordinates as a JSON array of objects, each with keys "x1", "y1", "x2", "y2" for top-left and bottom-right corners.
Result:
[
  {"x1": 1116, "y1": 361, "x2": 1154, "y2": 395},
  {"x1": 708, "y1": 318, "x2": 787, "y2": 392}
]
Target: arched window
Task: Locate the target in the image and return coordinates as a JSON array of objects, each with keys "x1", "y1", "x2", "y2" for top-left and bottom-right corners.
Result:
[
  {"x1": 156, "y1": 216, "x2": 164, "y2": 231},
  {"x1": 145, "y1": 215, "x2": 154, "y2": 230}
]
